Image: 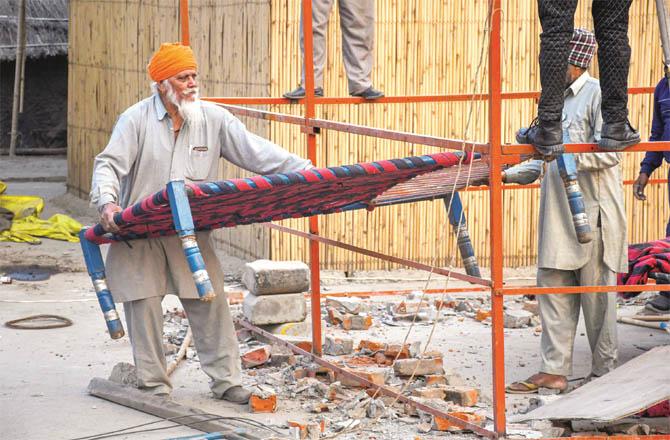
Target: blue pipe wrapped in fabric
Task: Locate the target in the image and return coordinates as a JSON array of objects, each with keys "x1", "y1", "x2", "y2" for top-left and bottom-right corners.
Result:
[
  {"x1": 556, "y1": 153, "x2": 593, "y2": 244},
  {"x1": 444, "y1": 192, "x2": 481, "y2": 278},
  {"x1": 79, "y1": 228, "x2": 125, "y2": 339},
  {"x1": 167, "y1": 180, "x2": 216, "y2": 302}
]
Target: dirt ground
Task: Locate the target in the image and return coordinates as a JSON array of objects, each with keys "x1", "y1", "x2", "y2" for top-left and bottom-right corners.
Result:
[{"x1": 1, "y1": 157, "x2": 667, "y2": 440}]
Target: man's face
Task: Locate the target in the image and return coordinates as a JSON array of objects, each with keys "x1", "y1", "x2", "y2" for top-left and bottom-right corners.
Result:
[{"x1": 163, "y1": 69, "x2": 199, "y2": 104}]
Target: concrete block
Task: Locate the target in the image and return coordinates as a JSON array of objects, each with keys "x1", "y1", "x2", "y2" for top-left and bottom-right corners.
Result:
[
  {"x1": 323, "y1": 336, "x2": 354, "y2": 356},
  {"x1": 242, "y1": 260, "x2": 309, "y2": 295},
  {"x1": 243, "y1": 292, "x2": 306, "y2": 325},
  {"x1": 504, "y1": 308, "x2": 533, "y2": 328},
  {"x1": 441, "y1": 385, "x2": 479, "y2": 406},
  {"x1": 384, "y1": 341, "x2": 421, "y2": 359},
  {"x1": 393, "y1": 357, "x2": 444, "y2": 377}
]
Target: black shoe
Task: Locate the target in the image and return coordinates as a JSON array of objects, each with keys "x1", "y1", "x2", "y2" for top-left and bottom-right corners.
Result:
[
  {"x1": 599, "y1": 120, "x2": 641, "y2": 150},
  {"x1": 645, "y1": 292, "x2": 670, "y2": 313},
  {"x1": 516, "y1": 118, "x2": 564, "y2": 161},
  {"x1": 351, "y1": 86, "x2": 384, "y2": 100},
  {"x1": 220, "y1": 385, "x2": 251, "y2": 404},
  {"x1": 283, "y1": 86, "x2": 324, "y2": 100}
]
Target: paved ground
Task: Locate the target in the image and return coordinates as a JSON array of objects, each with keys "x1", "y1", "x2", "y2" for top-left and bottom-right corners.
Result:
[{"x1": 0, "y1": 158, "x2": 667, "y2": 439}]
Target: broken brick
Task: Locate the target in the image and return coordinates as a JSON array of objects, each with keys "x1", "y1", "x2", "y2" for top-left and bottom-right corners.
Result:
[
  {"x1": 270, "y1": 352, "x2": 296, "y2": 366},
  {"x1": 341, "y1": 355, "x2": 377, "y2": 367},
  {"x1": 292, "y1": 340, "x2": 313, "y2": 353},
  {"x1": 373, "y1": 352, "x2": 389, "y2": 365},
  {"x1": 249, "y1": 389, "x2": 277, "y2": 413},
  {"x1": 433, "y1": 412, "x2": 484, "y2": 432},
  {"x1": 384, "y1": 341, "x2": 420, "y2": 359},
  {"x1": 342, "y1": 314, "x2": 372, "y2": 330},
  {"x1": 337, "y1": 368, "x2": 387, "y2": 388},
  {"x1": 475, "y1": 309, "x2": 491, "y2": 321},
  {"x1": 442, "y1": 386, "x2": 479, "y2": 407},
  {"x1": 393, "y1": 357, "x2": 444, "y2": 377},
  {"x1": 327, "y1": 307, "x2": 344, "y2": 325},
  {"x1": 326, "y1": 297, "x2": 369, "y2": 314},
  {"x1": 241, "y1": 346, "x2": 271, "y2": 369},
  {"x1": 358, "y1": 340, "x2": 387, "y2": 353},
  {"x1": 411, "y1": 387, "x2": 447, "y2": 399},
  {"x1": 425, "y1": 375, "x2": 447, "y2": 386},
  {"x1": 323, "y1": 336, "x2": 354, "y2": 356},
  {"x1": 287, "y1": 420, "x2": 321, "y2": 440},
  {"x1": 434, "y1": 298, "x2": 457, "y2": 309}
]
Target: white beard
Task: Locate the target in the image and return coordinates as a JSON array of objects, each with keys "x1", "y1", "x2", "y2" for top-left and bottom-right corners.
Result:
[{"x1": 163, "y1": 81, "x2": 204, "y2": 127}]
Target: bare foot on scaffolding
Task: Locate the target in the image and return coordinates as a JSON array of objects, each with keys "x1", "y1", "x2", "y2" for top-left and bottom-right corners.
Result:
[{"x1": 506, "y1": 372, "x2": 568, "y2": 394}]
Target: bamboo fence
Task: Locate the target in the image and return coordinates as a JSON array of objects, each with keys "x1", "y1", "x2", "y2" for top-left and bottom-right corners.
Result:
[{"x1": 68, "y1": 0, "x2": 669, "y2": 270}]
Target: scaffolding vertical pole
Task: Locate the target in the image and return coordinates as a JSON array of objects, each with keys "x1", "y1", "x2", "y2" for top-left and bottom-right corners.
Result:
[
  {"x1": 302, "y1": 0, "x2": 323, "y2": 356},
  {"x1": 180, "y1": 0, "x2": 190, "y2": 46},
  {"x1": 488, "y1": 0, "x2": 506, "y2": 436}
]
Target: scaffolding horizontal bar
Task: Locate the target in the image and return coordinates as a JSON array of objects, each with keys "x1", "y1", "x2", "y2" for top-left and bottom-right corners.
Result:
[
  {"x1": 215, "y1": 104, "x2": 487, "y2": 153},
  {"x1": 203, "y1": 86, "x2": 654, "y2": 106},
  {"x1": 502, "y1": 140, "x2": 670, "y2": 155},
  {"x1": 503, "y1": 283, "x2": 670, "y2": 296},
  {"x1": 265, "y1": 223, "x2": 492, "y2": 287}
]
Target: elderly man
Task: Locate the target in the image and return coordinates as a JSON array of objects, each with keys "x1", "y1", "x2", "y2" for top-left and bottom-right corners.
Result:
[
  {"x1": 518, "y1": 1, "x2": 640, "y2": 159},
  {"x1": 506, "y1": 29, "x2": 627, "y2": 393},
  {"x1": 90, "y1": 43, "x2": 312, "y2": 403},
  {"x1": 283, "y1": 0, "x2": 383, "y2": 100}
]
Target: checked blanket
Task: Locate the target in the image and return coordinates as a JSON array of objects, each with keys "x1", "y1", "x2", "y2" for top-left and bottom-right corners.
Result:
[
  {"x1": 85, "y1": 151, "x2": 472, "y2": 245},
  {"x1": 618, "y1": 237, "x2": 670, "y2": 291}
]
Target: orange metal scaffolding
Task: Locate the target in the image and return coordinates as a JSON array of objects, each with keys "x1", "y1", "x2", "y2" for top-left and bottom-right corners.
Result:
[{"x1": 179, "y1": 1, "x2": 670, "y2": 437}]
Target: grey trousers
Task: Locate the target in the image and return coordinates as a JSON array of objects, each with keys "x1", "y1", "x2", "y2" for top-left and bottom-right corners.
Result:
[
  {"x1": 537, "y1": 229, "x2": 618, "y2": 377},
  {"x1": 124, "y1": 293, "x2": 242, "y2": 398},
  {"x1": 300, "y1": 0, "x2": 374, "y2": 94}
]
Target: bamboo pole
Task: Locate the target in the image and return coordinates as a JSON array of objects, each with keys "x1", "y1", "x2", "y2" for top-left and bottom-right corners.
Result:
[{"x1": 9, "y1": 0, "x2": 27, "y2": 157}]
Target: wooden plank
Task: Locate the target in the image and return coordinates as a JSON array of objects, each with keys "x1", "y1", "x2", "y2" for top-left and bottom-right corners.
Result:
[
  {"x1": 87, "y1": 377, "x2": 266, "y2": 439},
  {"x1": 511, "y1": 346, "x2": 670, "y2": 422}
]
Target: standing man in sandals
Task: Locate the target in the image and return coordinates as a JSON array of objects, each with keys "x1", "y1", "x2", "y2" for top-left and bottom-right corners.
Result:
[
  {"x1": 517, "y1": 0, "x2": 640, "y2": 159},
  {"x1": 505, "y1": 30, "x2": 627, "y2": 394},
  {"x1": 90, "y1": 43, "x2": 312, "y2": 403},
  {"x1": 283, "y1": 0, "x2": 384, "y2": 100}
]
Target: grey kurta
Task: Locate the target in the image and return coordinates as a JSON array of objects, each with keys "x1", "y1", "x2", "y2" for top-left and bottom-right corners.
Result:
[
  {"x1": 506, "y1": 72, "x2": 627, "y2": 273},
  {"x1": 90, "y1": 94, "x2": 312, "y2": 302},
  {"x1": 299, "y1": 0, "x2": 374, "y2": 94},
  {"x1": 505, "y1": 71, "x2": 626, "y2": 377}
]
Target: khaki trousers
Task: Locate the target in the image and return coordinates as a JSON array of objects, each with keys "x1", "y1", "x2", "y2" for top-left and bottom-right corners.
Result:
[
  {"x1": 300, "y1": 0, "x2": 374, "y2": 94},
  {"x1": 537, "y1": 228, "x2": 618, "y2": 377},
  {"x1": 124, "y1": 293, "x2": 242, "y2": 398}
]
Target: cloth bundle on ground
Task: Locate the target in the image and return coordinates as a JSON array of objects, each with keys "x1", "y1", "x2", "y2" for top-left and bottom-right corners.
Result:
[
  {"x1": 0, "y1": 181, "x2": 82, "y2": 244},
  {"x1": 618, "y1": 237, "x2": 670, "y2": 295}
]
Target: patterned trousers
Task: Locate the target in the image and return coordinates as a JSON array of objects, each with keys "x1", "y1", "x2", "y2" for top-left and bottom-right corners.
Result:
[{"x1": 537, "y1": 0, "x2": 633, "y2": 124}]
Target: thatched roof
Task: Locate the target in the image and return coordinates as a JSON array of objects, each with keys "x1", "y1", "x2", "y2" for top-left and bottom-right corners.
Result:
[{"x1": 0, "y1": 0, "x2": 68, "y2": 61}]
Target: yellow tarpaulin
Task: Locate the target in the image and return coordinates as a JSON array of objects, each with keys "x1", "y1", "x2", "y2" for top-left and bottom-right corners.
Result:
[{"x1": 0, "y1": 181, "x2": 82, "y2": 244}]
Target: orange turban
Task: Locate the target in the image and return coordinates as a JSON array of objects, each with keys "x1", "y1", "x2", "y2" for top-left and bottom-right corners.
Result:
[{"x1": 147, "y1": 43, "x2": 198, "y2": 82}]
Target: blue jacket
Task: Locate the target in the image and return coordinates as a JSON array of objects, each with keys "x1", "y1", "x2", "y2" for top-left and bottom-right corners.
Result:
[{"x1": 640, "y1": 78, "x2": 670, "y2": 176}]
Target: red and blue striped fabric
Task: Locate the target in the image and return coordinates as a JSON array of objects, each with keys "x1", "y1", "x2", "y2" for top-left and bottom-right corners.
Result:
[
  {"x1": 85, "y1": 151, "x2": 471, "y2": 244},
  {"x1": 618, "y1": 237, "x2": 670, "y2": 293}
]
